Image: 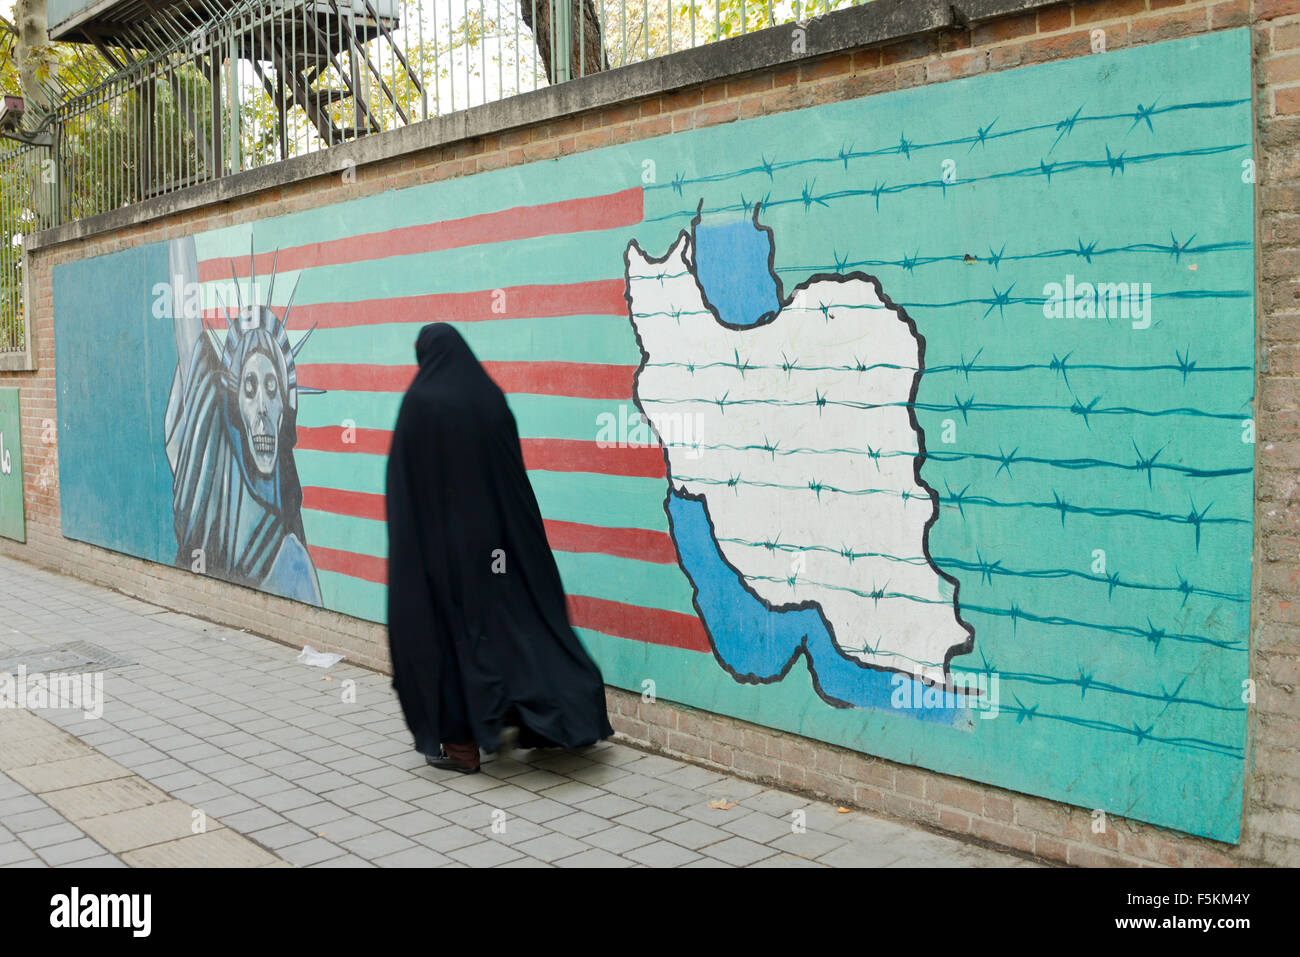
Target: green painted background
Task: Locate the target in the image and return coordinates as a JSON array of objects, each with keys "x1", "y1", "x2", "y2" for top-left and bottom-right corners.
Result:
[
  {"x1": 0, "y1": 388, "x2": 24, "y2": 543},
  {"x1": 53, "y1": 29, "x2": 1255, "y2": 842}
]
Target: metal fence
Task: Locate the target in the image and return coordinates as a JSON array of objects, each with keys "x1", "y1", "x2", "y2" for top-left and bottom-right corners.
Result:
[
  {"x1": 0, "y1": 0, "x2": 864, "y2": 349},
  {"x1": 6, "y1": 0, "x2": 865, "y2": 218},
  {"x1": 1, "y1": 143, "x2": 48, "y2": 354}
]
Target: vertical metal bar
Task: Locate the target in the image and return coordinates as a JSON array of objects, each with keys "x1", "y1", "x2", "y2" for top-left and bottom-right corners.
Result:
[
  {"x1": 448, "y1": 0, "x2": 456, "y2": 111},
  {"x1": 554, "y1": 0, "x2": 571, "y2": 82}
]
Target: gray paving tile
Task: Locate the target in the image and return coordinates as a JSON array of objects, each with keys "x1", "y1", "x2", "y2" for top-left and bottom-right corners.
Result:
[
  {"x1": 446, "y1": 840, "x2": 522, "y2": 867},
  {"x1": 702, "y1": 836, "x2": 780, "y2": 867},
  {"x1": 20, "y1": 822, "x2": 85, "y2": 850},
  {"x1": 276, "y1": 837, "x2": 348, "y2": 867},
  {"x1": 249, "y1": 822, "x2": 317, "y2": 850},
  {"x1": 377, "y1": 809, "x2": 447, "y2": 837},
  {"x1": 624, "y1": 841, "x2": 702, "y2": 867},
  {"x1": 308, "y1": 854, "x2": 375, "y2": 868},
  {"x1": 414, "y1": 825, "x2": 483, "y2": 854},
  {"x1": 509, "y1": 797, "x2": 574, "y2": 825},
  {"x1": 722, "y1": 810, "x2": 796, "y2": 844},
  {"x1": 315, "y1": 814, "x2": 385, "y2": 844},
  {"x1": 582, "y1": 824, "x2": 658, "y2": 855},
  {"x1": 655, "y1": 819, "x2": 732, "y2": 850},
  {"x1": 612, "y1": 806, "x2": 687, "y2": 833},
  {"x1": 553, "y1": 847, "x2": 636, "y2": 868},
  {"x1": 36, "y1": 837, "x2": 111, "y2": 866},
  {"x1": 340, "y1": 829, "x2": 417, "y2": 860},
  {"x1": 374, "y1": 845, "x2": 453, "y2": 868},
  {"x1": 220, "y1": 807, "x2": 288, "y2": 833}
]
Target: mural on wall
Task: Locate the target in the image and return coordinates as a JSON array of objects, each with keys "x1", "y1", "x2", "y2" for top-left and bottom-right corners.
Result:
[
  {"x1": 163, "y1": 238, "x2": 324, "y2": 604},
  {"x1": 53, "y1": 28, "x2": 1255, "y2": 842},
  {"x1": 0, "y1": 388, "x2": 24, "y2": 543},
  {"x1": 628, "y1": 206, "x2": 973, "y2": 704}
]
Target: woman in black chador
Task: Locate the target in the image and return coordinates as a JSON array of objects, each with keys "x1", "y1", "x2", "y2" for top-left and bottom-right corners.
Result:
[{"x1": 385, "y1": 323, "x2": 613, "y2": 773}]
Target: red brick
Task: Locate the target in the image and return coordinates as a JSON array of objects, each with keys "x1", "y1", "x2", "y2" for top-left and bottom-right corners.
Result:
[
  {"x1": 972, "y1": 817, "x2": 1035, "y2": 853},
  {"x1": 1259, "y1": 0, "x2": 1300, "y2": 20},
  {"x1": 1128, "y1": 7, "x2": 1208, "y2": 44},
  {"x1": 1075, "y1": 0, "x2": 1147, "y2": 25},
  {"x1": 800, "y1": 52, "x2": 852, "y2": 82},
  {"x1": 727, "y1": 73, "x2": 772, "y2": 98},
  {"x1": 1034, "y1": 834, "x2": 1069, "y2": 862},
  {"x1": 938, "y1": 808, "x2": 973, "y2": 835},
  {"x1": 1210, "y1": 0, "x2": 1250, "y2": 29},
  {"x1": 1022, "y1": 30, "x2": 1092, "y2": 64},
  {"x1": 1277, "y1": 86, "x2": 1300, "y2": 115},
  {"x1": 1277, "y1": 22, "x2": 1300, "y2": 50},
  {"x1": 1038, "y1": 6, "x2": 1073, "y2": 32},
  {"x1": 694, "y1": 101, "x2": 739, "y2": 127},
  {"x1": 972, "y1": 11, "x2": 1037, "y2": 45},
  {"x1": 927, "y1": 779, "x2": 985, "y2": 815}
]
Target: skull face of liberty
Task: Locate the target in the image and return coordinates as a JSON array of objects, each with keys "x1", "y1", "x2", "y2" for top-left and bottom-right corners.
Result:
[{"x1": 238, "y1": 350, "x2": 283, "y2": 476}]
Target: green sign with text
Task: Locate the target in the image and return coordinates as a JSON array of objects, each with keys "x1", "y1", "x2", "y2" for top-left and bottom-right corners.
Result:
[{"x1": 0, "y1": 388, "x2": 25, "y2": 542}]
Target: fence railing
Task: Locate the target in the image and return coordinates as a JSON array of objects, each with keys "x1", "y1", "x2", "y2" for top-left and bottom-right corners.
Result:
[
  {"x1": 0, "y1": 0, "x2": 865, "y2": 350},
  {"x1": 1, "y1": 143, "x2": 47, "y2": 355},
  {"x1": 6, "y1": 0, "x2": 865, "y2": 222}
]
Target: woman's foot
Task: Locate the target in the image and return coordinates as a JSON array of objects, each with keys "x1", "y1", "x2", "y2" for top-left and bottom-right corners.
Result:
[{"x1": 426, "y1": 742, "x2": 480, "y2": 774}]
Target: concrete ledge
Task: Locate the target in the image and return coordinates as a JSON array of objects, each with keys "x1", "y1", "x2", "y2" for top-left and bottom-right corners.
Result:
[{"x1": 26, "y1": 0, "x2": 1063, "y2": 251}]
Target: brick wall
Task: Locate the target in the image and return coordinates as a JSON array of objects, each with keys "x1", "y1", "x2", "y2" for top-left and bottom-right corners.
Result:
[{"x1": 2, "y1": 0, "x2": 1297, "y2": 866}]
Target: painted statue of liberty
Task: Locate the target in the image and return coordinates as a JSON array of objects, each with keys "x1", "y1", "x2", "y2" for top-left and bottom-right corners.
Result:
[{"x1": 163, "y1": 235, "x2": 324, "y2": 605}]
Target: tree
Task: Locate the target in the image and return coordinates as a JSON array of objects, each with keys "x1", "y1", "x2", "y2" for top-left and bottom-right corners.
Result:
[{"x1": 520, "y1": 0, "x2": 608, "y2": 82}]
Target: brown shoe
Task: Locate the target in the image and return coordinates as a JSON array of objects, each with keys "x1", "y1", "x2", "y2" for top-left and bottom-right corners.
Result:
[{"x1": 427, "y1": 742, "x2": 480, "y2": 774}]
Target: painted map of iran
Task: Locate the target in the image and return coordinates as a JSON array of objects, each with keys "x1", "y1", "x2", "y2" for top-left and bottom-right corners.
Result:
[{"x1": 625, "y1": 219, "x2": 972, "y2": 690}]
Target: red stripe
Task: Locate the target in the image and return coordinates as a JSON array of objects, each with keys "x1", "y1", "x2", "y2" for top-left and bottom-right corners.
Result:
[
  {"x1": 295, "y1": 360, "x2": 635, "y2": 399},
  {"x1": 198, "y1": 187, "x2": 644, "y2": 281},
  {"x1": 567, "y1": 595, "x2": 711, "y2": 652},
  {"x1": 485, "y1": 361, "x2": 634, "y2": 400},
  {"x1": 302, "y1": 486, "x2": 385, "y2": 521},
  {"x1": 520, "y1": 439, "x2": 666, "y2": 479},
  {"x1": 301, "y1": 486, "x2": 678, "y2": 565},
  {"x1": 308, "y1": 544, "x2": 387, "y2": 584},
  {"x1": 544, "y1": 520, "x2": 679, "y2": 564},
  {"x1": 297, "y1": 426, "x2": 393, "y2": 456},
  {"x1": 295, "y1": 429, "x2": 666, "y2": 480},
  {"x1": 201, "y1": 279, "x2": 629, "y2": 329},
  {"x1": 304, "y1": 546, "x2": 708, "y2": 652}
]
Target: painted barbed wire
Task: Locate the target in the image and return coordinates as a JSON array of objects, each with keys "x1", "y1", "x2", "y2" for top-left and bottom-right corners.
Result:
[
  {"x1": 645, "y1": 144, "x2": 1249, "y2": 224},
  {"x1": 712, "y1": 534, "x2": 1248, "y2": 605},
  {"x1": 667, "y1": 472, "x2": 1242, "y2": 544},
  {"x1": 642, "y1": 97, "x2": 1251, "y2": 197}
]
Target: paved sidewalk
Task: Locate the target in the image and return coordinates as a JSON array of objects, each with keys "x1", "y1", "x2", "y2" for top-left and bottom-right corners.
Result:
[{"x1": 0, "y1": 556, "x2": 1036, "y2": 868}]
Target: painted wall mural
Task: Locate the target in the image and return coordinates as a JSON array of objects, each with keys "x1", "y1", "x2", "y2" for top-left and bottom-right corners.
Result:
[
  {"x1": 0, "y1": 388, "x2": 24, "y2": 543},
  {"x1": 163, "y1": 239, "x2": 323, "y2": 603},
  {"x1": 53, "y1": 29, "x2": 1255, "y2": 842}
]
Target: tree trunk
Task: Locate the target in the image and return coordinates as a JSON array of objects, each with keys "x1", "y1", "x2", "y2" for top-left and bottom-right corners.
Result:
[
  {"x1": 519, "y1": 0, "x2": 609, "y2": 84},
  {"x1": 14, "y1": 0, "x2": 58, "y2": 229},
  {"x1": 14, "y1": 0, "x2": 55, "y2": 118}
]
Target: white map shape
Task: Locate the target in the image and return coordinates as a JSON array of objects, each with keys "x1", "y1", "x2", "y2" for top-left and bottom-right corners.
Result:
[{"x1": 626, "y1": 228, "x2": 972, "y2": 687}]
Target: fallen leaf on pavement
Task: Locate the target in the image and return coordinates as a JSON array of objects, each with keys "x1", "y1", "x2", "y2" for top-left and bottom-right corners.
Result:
[{"x1": 707, "y1": 798, "x2": 738, "y2": 810}]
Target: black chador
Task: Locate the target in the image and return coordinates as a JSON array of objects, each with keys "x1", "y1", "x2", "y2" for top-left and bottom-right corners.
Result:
[{"x1": 385, "y1": 323, "x2": 613, "y2": 772}]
